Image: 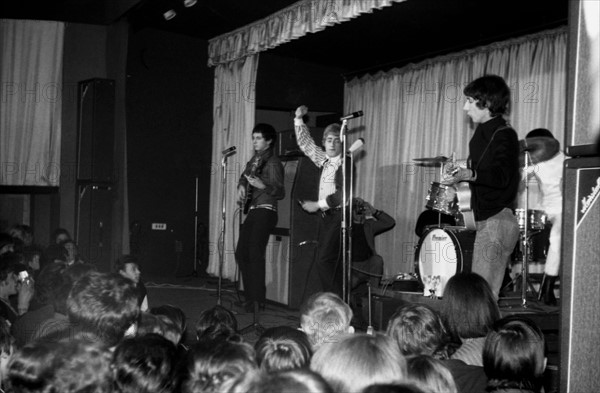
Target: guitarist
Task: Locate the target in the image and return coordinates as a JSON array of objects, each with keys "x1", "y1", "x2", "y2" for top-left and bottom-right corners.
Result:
[
  {"x1": 235, "y1": 123, "x2": 284, "y2": 312},
  {"x1": 443, "y1": 75, "x2": 520, "y2": 299}
]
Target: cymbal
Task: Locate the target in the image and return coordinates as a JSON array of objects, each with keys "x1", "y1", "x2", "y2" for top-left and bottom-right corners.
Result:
[
  {"x1": 413, "y1": 156, "x2": 449, "y2": 165},
  {"x1": 519, "y1": 137, "x2": 560, "y2": 165}
]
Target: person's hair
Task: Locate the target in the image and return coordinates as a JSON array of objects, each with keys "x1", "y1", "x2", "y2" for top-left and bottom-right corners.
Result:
[
  {"x1": 526, "y1": 128, "x2": 555, "y2": 140},
  {"x1": 322, "y1": 123, "x2": 341, "y2": 143},
  {"x1": 195, "y1": 305, "x2": 240, "y2": 344},
  {"x1": 255, "y1": 326, "x2": 312, "y2": 372},
  {"x1": 0, "y1": 254, "x2": 16, "y2": 282},
  {"x1": 483, "y1": 316, "x2": 546, "y2": 392},
  {"x1": 386, "y1": 303, "x2": 454, "y2": 359},
  {"x1": 7, "y1": 341, "x2": 62, "y2": 392},
  {"x1": 406, "y1": 355, "x2": 457, "y2": 393},
  {"x1": 51, "y1": 228, "x2": 71, "y2": 243},
  {"x1": 300, "y1": 292, "x2": 353, "y2": 350},
  {"x1": 66, "y1": 272, "x2": 140, "y2": 347},
  {"x1": 463, "y1": 75, "x2": 511, "y2": 117},
  {"x1": 112, "y1": 333, "x2": 178, "y2": 393},
  {"x1": 363, "y1": 383, "x2": 427, "y2": 393},
  {"x1": 137, "y1": 312, "x2": 168, "y2": 338},
  {"x1": 151, "y1": 304, "x2": 187, "y2": 345},
  {"x1": 32, "y1": 262, "x2": 71, "y2": 314},
  {"x1": 440, "y1": 273, "x2": 501, "y2": 340},
  {"x1": 115, "y1": 254, "x2": 139, "y2": 273},
  {"x1": 227, "y1": 368, "x2": 333, "y2": 393},
  {"x1": 183, "y1": 340, "x2": 257, "y2": 393},
  {"x1": 252, "y1": 123, "x2": 277, "y2": 147},
  {"x1": 310, "y1": 333, "x2": 407, "y2": 393},
  {"x1": 8, "y1": 225, "x2": 32, "y2": 245},
  {"x1": 63, "y1": 262, "x2": 96, "y2": 284},
  {"x1": 0, "y1": 316, "x2": 14, "y2": 355}
]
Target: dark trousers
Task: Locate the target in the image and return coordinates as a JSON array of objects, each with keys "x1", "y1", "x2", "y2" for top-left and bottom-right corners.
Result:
[
  {"x1": 235, "y1": 208, "x2": 277, "y2": 303},
  {"x1": 315, "y1": 209, "x2": 343, "y2": 297}
]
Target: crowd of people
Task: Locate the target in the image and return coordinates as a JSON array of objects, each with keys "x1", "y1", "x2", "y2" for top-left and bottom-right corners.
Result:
[{"x1": 0, "y1": 223, "x2": 550, "y2": 393}]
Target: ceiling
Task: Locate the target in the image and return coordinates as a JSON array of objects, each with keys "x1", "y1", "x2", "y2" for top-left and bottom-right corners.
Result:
[{"x1": 1, "y1": 0, "x2": 569, "y2": 76}]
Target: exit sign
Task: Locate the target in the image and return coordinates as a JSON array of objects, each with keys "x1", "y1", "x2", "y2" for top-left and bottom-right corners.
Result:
[{"x1": 151, "y1": 223, "x2": 167, "y2": 230}]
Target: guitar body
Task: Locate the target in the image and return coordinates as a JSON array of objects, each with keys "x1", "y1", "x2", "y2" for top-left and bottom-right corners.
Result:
[
  {"x1": 455, "y1": 181, "x2": 476, "y2": 231},
  {"x1": 242, "y1": 156, "x2": 261, "y2": 214}
]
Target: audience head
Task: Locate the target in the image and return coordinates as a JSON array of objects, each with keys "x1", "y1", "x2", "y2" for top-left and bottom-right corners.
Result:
[
  {"x1": 526, "y1": 128, "x2": 555, "y2": 140},
  {"x1": 0, "y1": 317, "x2": 15, "y2": 385},
  {"x1": 33, "y1": 262, "x2": 71, "y2": 314},
  {"x1": 7, "y1": 341, "x2": 61, "y2": 392},
  {"x1": 483, "y1": 316, "x2": 546, "y2": 393},
  {"x1": 195, "y1": 305, "x2": 240, "y2": 344},
  {"x1": 137, "y1": 312, "x2": 168, "y2": 338},
  {"x1": 0, "y1": 255, "x2": 18, "y2": 299},
  {"x1": 406, "y1": 355, "x2": 457, "y2": 393},
  {"x1": 184, "y1": 340, "x2": 257, "y2": 393},
  {"x1": 151, "y1": 304, "x2": 187, "y2": 344},
  {"x1": 463, "y1": 74, "x2": 511, "y2": 117},
  {"x1": 0, "y1": 234, "x2": 15, "y2": 256},
  {"x1": 66, "y1": 272, "x2": 140, "y2": 347},
  {"x1": 9, "y1": 225, "x2": 33, "y2": 250},
  {"x1": 51, "y1": 228, "x2": 71, "y2": 245},
  {"x1": 255, "y1": 326, "x2": 312, "y2": 372},
  {"x1": 311, "y1": 333, "x2": 407, "y2": 393},
  {"x1": 115, "y1": 254, "x2": 141, "y2": 285},
  {"x1": 112, "y1": 333, "x2": 178, "y2": 393},
  {"x1": 300, "y1": 292, "x2": 353, "y2": 350},
  {"x1": 440, "y1": 272, "x2": 501, "y2": 340},
  {"x1": 363, "y1": 383, "x2": 427, "y2": 393},
  {"x1": 228, "y1": 369, "x2": 332, "y2": 393},
  {"x1": 386, "y1": 303, "x2": 454, "y2": 359},
  {"x1": 22, "y1": 248, "x2": 42, "y2": 272}
]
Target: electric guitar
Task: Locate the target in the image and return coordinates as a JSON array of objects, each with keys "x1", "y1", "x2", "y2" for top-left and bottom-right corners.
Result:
[
  {"x1": 455, "y1": 181, "x2": 476, "y2": 230},
  {"x1": 242, "y1": 156, "x2": 261, "y2": 214}
]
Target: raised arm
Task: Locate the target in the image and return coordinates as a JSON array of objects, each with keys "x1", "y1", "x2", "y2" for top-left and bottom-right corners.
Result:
[{"x1": 294, "y1": 105, "x2": 327, "y2": 167}]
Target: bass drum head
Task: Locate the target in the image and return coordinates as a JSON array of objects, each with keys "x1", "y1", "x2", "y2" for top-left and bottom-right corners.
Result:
[{"x1": 415, "y1": 228, "x2": 463, "y2": 297}]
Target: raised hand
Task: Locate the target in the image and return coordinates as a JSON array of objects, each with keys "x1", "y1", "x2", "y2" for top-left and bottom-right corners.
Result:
[{"x1": 295, "y1": 105, "x2": 308, "y2": 119}]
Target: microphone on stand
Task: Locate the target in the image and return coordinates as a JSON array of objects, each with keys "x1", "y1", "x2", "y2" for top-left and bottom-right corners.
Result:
[
  {"x1": 340, "y1": 111, "x2": 364, "y2": 121},
  {"x1": 222, "y1": 146, "x2": 236, "y2": 155},
  {"x1": 347, "y1": 138, "x2": 365, "y2": 154}
]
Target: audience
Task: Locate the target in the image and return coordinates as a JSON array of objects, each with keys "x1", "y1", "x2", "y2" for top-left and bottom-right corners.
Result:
[
  {"x1": 440, "y1": 272, "x2": 501, "y2": 366},
  {"x1": 42, "y1": 228, "x2": 71, "y2": 266},
  {"x1": 300, "y1": 292, "x2": 354, "y2": 351},
  {"x1": 0, "y1": 234, "x2": 15, "y2": 256},
  {"x1": 195, "y1": 304, "x2": 240, "y2": 344},
  {"x1": 228, "y1": 368, "x2": 332, "y2": 393},
  {"x1": 0, "y1": 317, "x2": 15, "y2": 391},
  {"x1": 484, "y1": 316, "x2": 546, "y2": 393},
  {"x1": 254, "y1": 325, "x2": 312, "y2": 372},
  {"x1": 116, "y1": 255, "x2": 148, "y2": 311},
  {"x1": 151, "y1": 304, "x2": 188, "y2": 346},
  {"x1": 406, "y1": 355, "x2": 458, "y2": 393},
  {"x1": 0, "y1": 254, "x2": 34, "y2": 324},
  {"x1": 311, "y1": 333, "x2": 407, "y2": 393}
]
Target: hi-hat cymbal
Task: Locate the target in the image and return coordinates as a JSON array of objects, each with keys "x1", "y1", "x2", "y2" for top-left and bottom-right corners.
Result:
[
  {"x1": 519, "y1": 137, "x2": 560, "y2": 165},
  {"x1": 413, "y1": 156, "x2": 449, "y2": 165}
]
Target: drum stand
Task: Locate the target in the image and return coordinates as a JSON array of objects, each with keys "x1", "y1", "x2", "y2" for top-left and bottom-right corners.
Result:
[{"x1": 501, "y1": 151, "x2": 538, "y2": 308}]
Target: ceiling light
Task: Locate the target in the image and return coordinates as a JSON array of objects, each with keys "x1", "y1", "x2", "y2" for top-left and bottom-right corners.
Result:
[
  {"x1": 163, "y1": 9, "x2": 176, "y2": 20},
  {"x1": 184, "y1": 0, "x2": 197, "y2": 7}
]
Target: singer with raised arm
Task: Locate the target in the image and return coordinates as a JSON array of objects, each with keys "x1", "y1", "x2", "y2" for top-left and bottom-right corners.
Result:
[
  {"x1": 443, "y1": 75, "x2": 520, "y2": 298},
  {"x1": 235, "y1": 123, "x2": 284, "y2": 313},
  {"x1": 294, "y1": 105, "x2": 352, "y2": 297}
]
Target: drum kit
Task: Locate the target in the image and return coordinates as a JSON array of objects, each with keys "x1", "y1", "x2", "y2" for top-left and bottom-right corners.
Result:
[{"x1": 412, "y1": 137, "x2": 558, "y2": 302}]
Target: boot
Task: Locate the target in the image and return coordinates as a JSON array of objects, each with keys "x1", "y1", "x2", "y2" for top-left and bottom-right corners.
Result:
[{"x1": 539, "y1": 274, "x2": 558, "y2": 306}]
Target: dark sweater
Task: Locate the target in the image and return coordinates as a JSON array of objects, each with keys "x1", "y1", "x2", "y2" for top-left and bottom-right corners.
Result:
[{"x1": 469, "y1": 116, "x2": 520, "y2": 221}]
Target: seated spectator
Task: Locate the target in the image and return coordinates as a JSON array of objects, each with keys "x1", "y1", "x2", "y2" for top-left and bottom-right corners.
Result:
[
  {"x1": 0, "y1": 317, "x2": 15, "y2": 391},
  {"x1": 406, "y1": 355, "x2": 458, "y2": 393},
  {"x1": 61, "y1": 239, "x2": 84, "y2": 266},
  {"x1": 299, "y1": 292, "x2": 354, "y2": 351},
  {"x1": 0, "y1": 255, "x2": 34, "y2": 324},
  {"x1": 66, "y1": 272, "x2": 140, "y2": 348},
  {"x1": 311, "y1": 333, "x2": 407, "y2": 393},
  {"x1": 195, "y1": 305, "x2": 240, "y2": 345},
  {"x1": 183, "y1": 340, "x2": 257, "y2": 393},
  {"x1": 116, "y1": 255, "x2": 148, "y2": 311},
  {"x1": 7, "y1": 339, "x2": 113, "y2": 393},
  {"x1": 228, "y1": 368, "x2": 332, "y2": 393},
  {"x1": 10, "y1": 262, "x2": 70, "y2": 347},
  {"x1": 254, "y1": 326, "x2": 312, "y2": 372},
  {"x1": 385, "y1": 302, "x2": 487, "y2": 393},
  {"x1": 151, "y1": 304, "x2": 187, "y2": 346},
  {"x1": 483, "y1": 316, "x2": 546, "y2": 393},
  {"x1": 112, "y1": 333, "x2": 178, "y2": 393},
  {"x1": 440, "y1": 272, "x2": 501, "y2": 366}
]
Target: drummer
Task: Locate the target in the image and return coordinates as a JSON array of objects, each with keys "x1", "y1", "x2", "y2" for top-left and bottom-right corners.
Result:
[{"x1": 521, "y1": 128, "x2": 564, "y2": 306}]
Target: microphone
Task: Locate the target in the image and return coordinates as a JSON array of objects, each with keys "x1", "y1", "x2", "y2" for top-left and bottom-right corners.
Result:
[
  {"x1": 340, "y1": 111, "x2": 363, "y2": 121},
  {"x1": 222, "y1": 146, "x2": 236, "y2": 155},
  {"x1": 348, "y1": 138, "x2": 365, "y2": 154}
]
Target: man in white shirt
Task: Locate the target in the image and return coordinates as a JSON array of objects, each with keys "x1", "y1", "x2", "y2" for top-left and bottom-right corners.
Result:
[{"x1": 294, "y1": 105, "x2": 348, "y2": 296}]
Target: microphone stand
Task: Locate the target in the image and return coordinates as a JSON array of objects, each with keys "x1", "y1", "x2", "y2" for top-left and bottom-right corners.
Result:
[
  {"x1": 340, "y1": 119, "x2": 350, "y2": 304},
  {"x1": 217, "y1": 152, "x2": 232, "y2": 305}
]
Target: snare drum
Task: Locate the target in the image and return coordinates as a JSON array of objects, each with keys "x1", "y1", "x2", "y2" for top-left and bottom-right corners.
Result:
[
  {"x1": 425, "y1": 182, "x2": 457, "y2": 215},
  {"x1": 514, "y1": 209, "x2": 547, "y2": 232},
  {"x1": 415, "y1": 227, "x2": 474, "y2": 297}
]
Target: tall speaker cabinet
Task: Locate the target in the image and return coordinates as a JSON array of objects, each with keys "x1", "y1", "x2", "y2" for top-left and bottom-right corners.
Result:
[{"x1": 75, "y1": 79, "x2": 115, "y2": 272}]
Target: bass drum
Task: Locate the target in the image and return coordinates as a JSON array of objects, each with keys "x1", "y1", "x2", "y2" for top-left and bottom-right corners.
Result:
[{"x1": 415, "y1": 227, "x2": 475, "y2": 298}]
